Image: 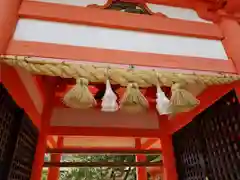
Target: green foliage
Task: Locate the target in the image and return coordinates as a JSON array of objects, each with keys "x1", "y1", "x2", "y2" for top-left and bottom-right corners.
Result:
[
  {"x1": 60, "y1": 155, "x2": 136, "y2": 180},
  {"x1": 107, "y1": 2, "x2": 150, "y2": 15},
  {"x1": 42, "y1": 154, "x2": 160, "y2": 180},
  {"x1": 41, "y1": 169, "x2": 48, "y2": 180}
]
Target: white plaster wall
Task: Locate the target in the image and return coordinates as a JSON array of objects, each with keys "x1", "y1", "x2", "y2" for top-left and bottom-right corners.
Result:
[
  {"x1": 14, "y1": 19, "x2": 227, "y2": 60},
  {"x1": 29, "y1": 0, "x2": 107, "y2": 6},
  {"x1": 50, "y1": 108, "x2": 159, "y2": 129},
  {"x1": 147, "y1": 4, "x2": 211, "y2": 23},
  {"x1": 14, "y1": 19, "x2": 227, "y2": 59},
  {"x1": 63, "y1": 136, "x2": 136, "y2": 147}
]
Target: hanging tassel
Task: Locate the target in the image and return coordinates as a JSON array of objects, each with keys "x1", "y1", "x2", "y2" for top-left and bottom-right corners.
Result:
[
  {"x1": 101, "y1": 79, "x2": 119, "y2": 112},
  {"x1": 156, "y1": 83, "x2": 170, "y2": 115},
  {"x1": 120, "y1": 83, "x2": 149, "y2": 113},
  {"x1": 167, "y1": 83, "x2": 200, "y2": 114},
  {"x1": 63, "y1": 78, "x2": 96, "y2": 108}
]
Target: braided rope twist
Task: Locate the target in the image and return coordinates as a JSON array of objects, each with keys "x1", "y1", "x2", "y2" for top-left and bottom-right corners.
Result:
[{"x1": 1, "y1": 55, "x2": 240, "y2": 87}]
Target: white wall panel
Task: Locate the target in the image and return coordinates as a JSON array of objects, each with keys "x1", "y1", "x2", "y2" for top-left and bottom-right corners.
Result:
[
  {"x1": 14, "y1": 19, "x2": 228, "y2": 60},
  {"x1": 147, "y1": 4, "x2": 211, "y2": 23}
]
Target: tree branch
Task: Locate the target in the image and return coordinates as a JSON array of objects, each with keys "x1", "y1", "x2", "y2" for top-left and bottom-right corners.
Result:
[{"x1": 124, "y1": 167, "x2": 132, "y2": 180}]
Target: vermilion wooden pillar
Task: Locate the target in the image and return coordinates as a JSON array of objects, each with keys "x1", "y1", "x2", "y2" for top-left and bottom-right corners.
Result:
[
  {"x1": 220, "y1": 18, "x2": 240, "y2": 73},
  {"x1": 0, "y1": 0, "x2": 42, "y2": 129},
  {"x1": 31, "y1": 78, "x2": 56, "y2": 180},
  {"x1": 161, "y1": 134, "x2": 178, "y2": 180},
  {"x1": 0, "y1": 0, "x2": 22, "y2": 54},
  {"x1": 0, "y1": 0, "x2": 42, "y2": 128},
  {"x1": 135, "y1": 139, "x2": 147, "y2": 180},
  {"x1": 47, "y1": 137, "x2": 64, "y2": 180},
  {"x1": 136, "y1": 155, "x2": 148, "y2": 180},
  {"x1": 31, "y1": 105, "x2": 52, "y2": 180},
  {"x1": 158, "y1": 115, "x2": 177, "y2": 180}
]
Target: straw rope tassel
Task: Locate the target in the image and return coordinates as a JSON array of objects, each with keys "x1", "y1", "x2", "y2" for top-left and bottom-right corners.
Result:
[
  {"x1": 167, "y1": 83, "x2": 200, "y2": 114},
  {"x1": 156, "y1": 83, "x2": 170, "y2": 115},
  {"x1": 101, "y1": 79, "x2": 119, "y2": 112},
  {"x1": 63, "y1": 78, "x2": 96, "y2": 108},
  {"x1": 2, "y1": 56, "x2": 240, "y2": 88},
  {"x1": 120, "y1": 83, "x2": 149, "y2": 113}
]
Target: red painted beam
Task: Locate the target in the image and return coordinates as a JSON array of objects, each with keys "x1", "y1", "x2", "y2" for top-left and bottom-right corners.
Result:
[
  {"x1": 31, "y1": 78, "x2": 57, "y2": 180},
  {"x1": 1, "y1": 64, "x2": 41, "y2": 128},
  {"x1": 47, "y1": 137, "x2": 63, "y2": 180},
  {"x1": 0, "y1": 0, "x2": 41, "y2": 127},
  {"x1": 47, "y1": 136, "x2": 57, "y2": 148},
  {"x1": 135, "y1": 138, "x2": 148, "y2": 180},
  {"x1": 161, "y1": 135, "x2": 177, "y2": 180},
  {"x1": 6, "y1": 41, "x2": 236, "y2": 73},
  {"x1": 220, "y1": 18, "x2": 240, "y2": 74},
  {"x1": 0, "y1": 0, "x2": 22, "y2": 53},
  {"x1": 31, "y1": 103, "x2": 53, "y2": 180},
  {"x1": 56, "y1": 146, "x2": 161, "y2": 151},
  {"x1": 46, "y1": 148, "x2": 161, "y2": 155},
  {"x1": 141, "y1": 138, "x2": 160, "y2": 149},
  {"x1": 19, "y1": 1, "x2": 223, "y2": 40},
  {"x1": 44, "y1": 161, "x2": 162, "y2": 168},
  {"x1": 225, "y1": 0, "x2": 240, "y2": 13},
  {"x1": 48, "y1": 126, "x2": 162, "y2": 138}
]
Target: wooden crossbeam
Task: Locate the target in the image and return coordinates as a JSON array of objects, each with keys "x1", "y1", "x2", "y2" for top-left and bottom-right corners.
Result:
[
  {"x1": 48, "y1": 126, "x2": 162, "y2": 138},
  {"x1": 19, "y1": 1, "x2": 223, "y2": 40},
  {"x1": 141, "y1": 139, "x2": 160, "y2": 149},
  {"x1": 46, "y1": 148, "x2": 161, "y2": 155},
  {"x1": 44, "y1": 161, "x2": 163, "y2": 167}
]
